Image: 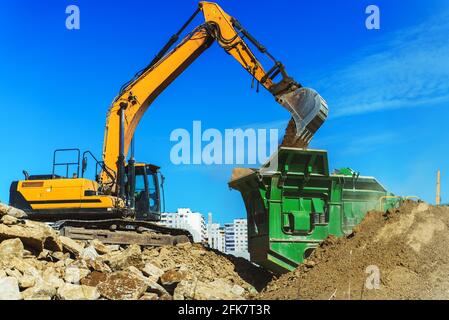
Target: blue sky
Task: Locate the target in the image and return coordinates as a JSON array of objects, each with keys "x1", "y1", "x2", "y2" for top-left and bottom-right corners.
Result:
[{"x1": 0, "y1": 0, "x2": 447, "y2": 224}]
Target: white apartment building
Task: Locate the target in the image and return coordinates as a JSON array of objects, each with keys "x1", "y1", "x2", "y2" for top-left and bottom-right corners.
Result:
[
  {"x1": 208, "y1": 223, "x2": 225, "y2": 252},
  {"x1": 207, "y1": 212, "x2": 225, "y2": 252},
  {"x1": 233, "y1": 219, "x2": 248, "y2": 253},
  {"x1": 160, "y1": 208, "x2": 207, "y2": 243},
  {"x1": 224, "y1": 218, "x2": 249, "y2": 259}
]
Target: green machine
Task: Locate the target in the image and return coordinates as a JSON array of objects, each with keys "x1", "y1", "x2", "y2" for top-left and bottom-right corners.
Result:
[{"x1": 229, "y1": 148, "x2": 400, "y2": 274}]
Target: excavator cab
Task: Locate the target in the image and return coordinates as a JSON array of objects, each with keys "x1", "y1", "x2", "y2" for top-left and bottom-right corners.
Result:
[{"x1": 126, "y1": 163, "x2": 162, "y2": 222}]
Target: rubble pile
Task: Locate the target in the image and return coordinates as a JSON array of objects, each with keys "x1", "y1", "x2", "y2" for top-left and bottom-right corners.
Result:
[
  {"x1": 259, "y1": 202, "x2": 449, "y2": 300},
  {"x1": 0, "y1": 203, "x2": 272, "y2": 300}
]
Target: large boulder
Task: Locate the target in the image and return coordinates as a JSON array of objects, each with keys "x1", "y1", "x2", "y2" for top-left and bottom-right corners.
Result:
[
  {"x1": 0, "y1": 220, "x2": 61, "y2": 252},
  {"x1": 42, "y1": 267, "x2": 65, "y2": 289},
  {"x1": 19, "y1": 274, "x2": 36, "y2": 289},
  {"x1": 0, "y1": 203, "x2": 27, "y2": 219},
  {"x1": 160, "y1": 269, "x2": 187, "y2": 286},
  {"x1": 57, "y1": 283, "x2": 100, "y2": 300},
  {"x1": 125, "y1": 266, "x2": 169, "y2": 297},
  {"x1": 103, "y1": 244, "x2": 144, "y2": 271},
  {"x1": 0, "y1": 277, "x2": 22, "y2": 300},
  {"x1": 139, "y1": 292, "x2": 159, "y2": 300},
  {"x1": 0, "y1": 238, "x2": 24, "y2": 258},
  {"x1": 86, "y1": 258, "x2": 112, "y2": 273},
  {"x1": 9, "y1": 257, "x2": 40, "y2": 277},
  {"x1": 142, "y1": 262, "x2": 164, "y2": 282},
  {"x1": 80, "y1": 246, "x2": 99, "y2": 261},
  {"x1": 1, "y1": 215, "x2": 19, "y2": 225},
  {"x1": 64, "y1": 266, "x2": 90, "y2": 284},
  {"x1": 173, "y1": 279, "x2": 245, "y2": 300},
  {"x1": 59, "y1": 236, "x2": 84, "y2": 256},
  {"x1": 89, "y1": 239, "x2": 110, "y2": 255},
  {"x1": 80, "y1": 271, "x2": 108, "y2": 287},
  {"x1": 21, "y1": 280, "x2": 58, "y2": 300},
  {"x1": 97, "y1": 271, "x2": 148, "y2": 300}
]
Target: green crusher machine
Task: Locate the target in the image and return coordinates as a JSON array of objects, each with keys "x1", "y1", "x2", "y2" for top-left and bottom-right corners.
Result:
[{"x1": 229, "y1": 148, "x2": 401, "y2": 274}]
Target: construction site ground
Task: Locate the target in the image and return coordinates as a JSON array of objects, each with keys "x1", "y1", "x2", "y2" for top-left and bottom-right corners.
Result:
[
  {"x1": 1, "y1": 201, "x2": 449, "y2": 300},
  {"x1": 260, "y1": 202, "x2": 449, "y2": 300}
]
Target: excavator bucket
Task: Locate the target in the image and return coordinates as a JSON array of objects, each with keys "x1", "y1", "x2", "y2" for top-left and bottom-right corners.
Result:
[{"x1": 276, "y1": 88, "x2": 329, "y2": 148}]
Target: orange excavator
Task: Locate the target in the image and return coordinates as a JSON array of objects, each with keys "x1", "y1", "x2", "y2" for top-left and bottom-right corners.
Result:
[{"x1": 9, "y1": 2, "x2": 328, "y2": 245}]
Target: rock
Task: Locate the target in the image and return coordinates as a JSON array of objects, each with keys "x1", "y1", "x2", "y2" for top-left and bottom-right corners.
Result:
[
  {"x1": 23, "y1": 249, "x2": 34, "y2": 258},
  {"x1": 64, "y1": 258, "x2": 75, "y2": 267},
  {"x1": 21, "y1": 280, "x2": 57, "y2": 300},
  {"x1": 142, "y1": 262, "x2": 164, "y2": 282},
  {"x1": 57, "y1": 283, "x2": 100, "y2": 300},
  {"x1": 104, "y1": 244, "x2": 144, "y2": 271},
  {"x1": 38, "y1": 249, "x2": 51, "y2": 260},
  {"x1": 126, "y1": 266, "x2": 144, "y2": 277},
  {"x1": 42, "y1": 267, "x2": 65, "y2": 289},
  {"x1": 124, "y1": 266, "x2": 170, "y2": 297},
  {"x1": 66, "y1": 258, "x2": 88, "y2": 270},
  {"x1": 80, "y1": 246, "x2": 99, "y2": 261},
  {"x1": 0, "y1": 203, "x2": 27, "y2": 218},
  {"x1": 22, "y1": 292, "x2": 52, "y2": 300},
  {"x1": 0, "y1": 220, "x2": 61, "y2": 252},
  {"x1": 159, "y1": 294, "x2": 173, "y2": 300},
  {"x1": 86, "y1": 258, "x2": 112, "y2": 273},
  {"x1": 121, "y1": 264, "x2": 170, "y2": 297},
  {"x1": 0, "y1": 270, "x2": 7, "y2": 278},
  {"x1": 231, "y1": 284, "x2": 246, "y2": 296},
  {"x1": 5, "y1": 268, "x2": 23, "y2": 280},
  {"x1": 51, "y1": 251, "x2": 67, "y2": 261},
  {"x1": 304, "y1": 259, "x2": 316, "y2": 268},
  {"x1": 147, "y1": 279, "x2": 170, "y2": 297},
  {"x1": 19, "y1": 274, "x2": 36, "y2": 289},
  {"x1": 80, "y1": 271, "x2": 108, "y2": 287},
  {"x1": 173, "y1": 279, "x2": 245, "y2": 300},
  {"x1": 0, "y1": 277, "x2": 21, "y2": 300},
  {"x1": 1, "y1": 215, "x2": 19, "y2": 225},
  {"x1": 10, "y1": 257, "x2": 40, "y2": 277},
  {"x1": 0, "y1": 238, "x2": 24, "y2": 258},
  {"x1": 107, "y1": 245, "x2": 121, "y2": 252},
  {"x1": 139, "y1": 292, "x2": 159, "y2": 300},
  {"x1": 176, "y1": 242, "x2": 192, "y2": 250},
  {"x1": 60, "y1": 236, "x2": 84, "y2": 256},
  {"x1": 64, "y1": 267, "x2": 90, "y2": 284},
  {"x1": 97, "y1": 271, "x2": 148, "y2": 300},
  {"x1": 90, "y1": 239, "x2": 110, "y2": 255},
  {"x1": 160, "y1": 269, "x2": 187, "y2": 286}
]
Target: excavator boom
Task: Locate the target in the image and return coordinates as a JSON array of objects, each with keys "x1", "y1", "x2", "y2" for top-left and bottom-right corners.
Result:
[{"x1": 100, "y1": 1, "x2": 328, "y2": 192}]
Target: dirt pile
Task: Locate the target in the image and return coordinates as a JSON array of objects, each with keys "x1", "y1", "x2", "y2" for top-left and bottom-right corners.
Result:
[
  {"x1": 280, "y1": 118, "x2": 309, "y2": 148},
  {"x1": 259, "y1": 202, "x2": 449, "y2": 300},
  {"x1": 0, "y1": 203, "x2": 272, "y2": 300}
]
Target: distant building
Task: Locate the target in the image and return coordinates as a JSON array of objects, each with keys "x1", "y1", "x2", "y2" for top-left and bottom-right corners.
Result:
[
  {"x1": 224, "y1": 222, "x2": 235, "y2": 252},
  {"x1": 233, "y1": 219, "x2": 248, "y2": 254},
  {"x1": 209, "y1": 224, "x2": 226, "y2": 252},
  {"x1": 161, "y1": 208, "x2": 207, "y2": 243},
  {"x1": 207, "y1": 212, "x2": 225, "y2": 252},
  {"x1": 224, "y1": 219, "x2": 249, "y2": 259}
]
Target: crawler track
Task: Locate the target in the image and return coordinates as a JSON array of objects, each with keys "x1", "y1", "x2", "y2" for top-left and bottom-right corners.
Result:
[{"x1": 54, "y1": 219, "x2": 193, "y2": 247}]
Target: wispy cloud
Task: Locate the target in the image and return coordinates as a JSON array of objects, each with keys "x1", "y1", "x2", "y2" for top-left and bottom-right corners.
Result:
[{"x1": 318, "y1": 9, "x2": 449, "y2": 118}]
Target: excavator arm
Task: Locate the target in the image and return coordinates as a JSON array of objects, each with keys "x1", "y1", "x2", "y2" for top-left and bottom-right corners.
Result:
[{"x1": 100, "y1": 1, "x2": 328, "y2": 193}]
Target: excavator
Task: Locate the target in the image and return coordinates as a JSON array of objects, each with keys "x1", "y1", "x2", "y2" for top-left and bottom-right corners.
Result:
[{"x1": 8, "y1": 2, "x2": 328, "y2": 246}]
